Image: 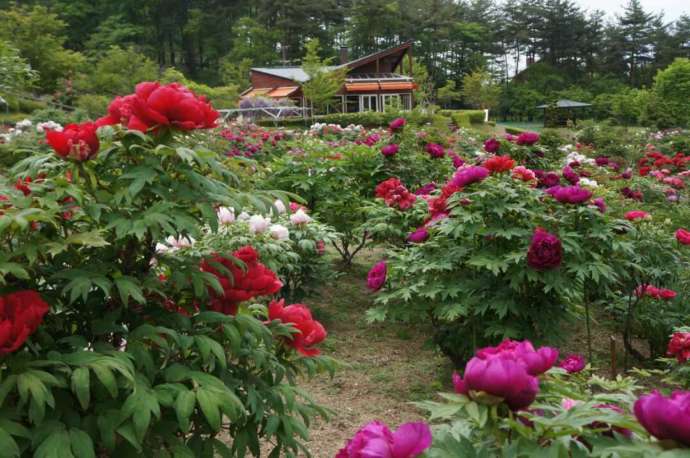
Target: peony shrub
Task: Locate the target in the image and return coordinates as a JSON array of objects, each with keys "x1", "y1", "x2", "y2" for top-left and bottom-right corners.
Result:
[{"x1": 0, "y1": 82, "x2": 335, "y2": 456}]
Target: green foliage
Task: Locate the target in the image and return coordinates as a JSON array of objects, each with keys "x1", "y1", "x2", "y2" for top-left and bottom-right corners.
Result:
[
  {"x1": 160, "y1": 68, "x2": 239, "y2": 109},
  {"x1": 74, "y1": 94, "x2": 110, "y2": 118},
  {"x1": 650, "y1": 58, "x2": 690, "y2": 128},
  {"x1": 436, "y1": 80, "x2": 461, "y2": 108},
  {"x1": 301, "y1": 39, "x2": 346, "y2": 115},
  {"x1": 461, "y1": 69, "x2": 501, "y2": 111},
  {"x1": 440, "y1": 110, "x2": 486, "y2": 127},
  {"x1": 0, "y1": 5, "x2": 85, "y2": 92},
  {"x1": 0, "y1": 40, "x2": 37, "y2": 92},
  {"x1": 0, "y1": 116, "x2": 335, "y2": 455},
  {"x1": 76, "y1": 46, "x2": 158, "y2": 96}
]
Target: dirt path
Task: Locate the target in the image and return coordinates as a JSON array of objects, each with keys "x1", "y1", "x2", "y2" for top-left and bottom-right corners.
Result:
[{"x1": 300, "y1": 254, "x2": 449, "y2": 457}]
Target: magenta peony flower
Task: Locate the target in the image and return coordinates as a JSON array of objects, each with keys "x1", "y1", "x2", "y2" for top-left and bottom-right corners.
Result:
[
  {"x1": 634, "y1": 391, "x2": 690, "y2": 446},
  {"x1": 592, "y1": 197, "x2": 607, "y2": 213},
  {"x1": 389, "y1": 117, "x2": 406, "y2": 132},
  {"x1": 457, "y1": 355, "x2": 539, "y2": 410},
  {"x1": 676, "y1": 228, "x2": 690, "y2": 245},
  {"x1": 336, "y1": 420, "x2": 432, "y2": 458},
  {"x1": 425, "y1": 143, "x2": 445, "y2": 158},
  {"x1": 450, "y1": 166, "x2": 490, "y2": 188},
  {"x1": 562, "y1": 166, "x2": 580, "y2": 185},
  {"x1": 527, "y1": 227, "x2": 562, "y2": 270},
  {"x1": 559, "y1": 354, "x2": 586, "y2": 373},
  {"x1": 414, "y1": 182, "x2": 436, "y2": 195},
  {"x1": 546, "y1": 185, "x2": 592, "y2": 204},
  {"x1": 475, "y1": 339, "x2": 559, "y2": 376},
  {"x1": 516, "y1": 131, "x2": 540, "y2": 146},
  {"x1": 595, "y1": 156, "x2": 610, "y2": 167},
  {"x1": 407, "y1": 228, "x2": 429, "y2": 243},
  {"x1": 381, "y1": 144, "x2": 400, "y2": 157},
  {"x1": 484, "y1": 138, "x2": 500, "y2": 153},
  {"x1": 367, "y1": 261, "x2": 387, "y2": 292},
  {"x1": 449, "y1": 152, "x2": 465, "y2": 168}
]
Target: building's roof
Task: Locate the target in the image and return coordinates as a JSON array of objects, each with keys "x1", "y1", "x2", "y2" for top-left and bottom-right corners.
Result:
[
  {"x1": 240, "y1": 86, "x2": 300, "y2": 98},
  {"x1": 536, "y1": 99, "x2": 592, "y2": 109},
  {"x1": 251, "y1": 41, "x2": 414, "y2": 84}
]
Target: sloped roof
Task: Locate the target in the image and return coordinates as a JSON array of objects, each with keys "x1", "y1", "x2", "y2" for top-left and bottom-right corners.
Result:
[
  {"x1": 251, "y1": 41, "x2": 414, "y2": 84},
  {"x1": 536, "y1": 99, "x2": 592, "y2": 109}
]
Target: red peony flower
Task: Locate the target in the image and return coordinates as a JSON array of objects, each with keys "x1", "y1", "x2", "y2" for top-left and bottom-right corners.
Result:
[
  {"x1": 14, "y1": 177, "x2": 32, "y2": 196},
  {"x1": 676, "y1": 228, "x2": 690, "y2": 245},
  {"x1": 46, "y1": 122, "x2": 100, "y2": 161},
  {"x1": 527, "y1": 227, "x2": 562, "y2": 270},
  {"x1": 0, "y1": 290, "x2": 50, "y2": 355},
  {"x1": 97, "y1": 82, "x2": 218, "y2": 132},
  {"x1": 268, "y1": 299, "x2": 326, "y2": 356},
  {"x1": 624, "y1": 210, "x2": 651, "y2": 221},
  {"x1": 483, "y1": 155, "x2": 515, "y2": 174},
  {"x1": 516, "y1": 132, "x2": 540, "y2": 146},
  {"x1": 375, "y1": 178, "x2": 416, "y2": 210},
  {"x1": 668, "y1": 332, "x2": 690, "y2": 363},
  {"x1": 200, "y1": 246, "x2": 282, "y2": 315}
]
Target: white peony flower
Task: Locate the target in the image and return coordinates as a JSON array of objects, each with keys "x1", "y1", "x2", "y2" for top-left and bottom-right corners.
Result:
[
  {"x1": 248, "y1": 214, "x2": 271, "y2": 234},
  {"x1": 36, "y1": 121, "x2": 63, "y2": 133},
  {"x1": 155, "y1": 243, "x2": 170, "y2": 254},
  {"x1": 269, "y1": 224, "x2": 290, "y2": 241},
  {"x1": 579, "y1": 178, "x2": 599, "y2": 188},
  {"x1": 272, "y1": 199, "x2": 287, "y2": 215},
  {"x1": 217, "y1": 206, "x2": 235, "y2": 224},
  {"x1": 237, "y1": 211, "x2": 251, "y2": 221},
  {"x1": 16, "y1": 119, "x2": 32, "y2": 130},
  {"x1": 290, "y1": 209, "x2": 312, "y2": 225}
]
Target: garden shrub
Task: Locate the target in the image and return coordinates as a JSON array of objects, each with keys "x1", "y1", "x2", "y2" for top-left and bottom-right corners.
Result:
[{"x1": 0, "y1": 81, "x2": 334, "y2": 457}]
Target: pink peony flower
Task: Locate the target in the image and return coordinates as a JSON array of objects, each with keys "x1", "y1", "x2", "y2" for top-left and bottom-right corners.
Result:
[
  {"x1": 512, "y1": 165, "x2": 537, "y2": 183},
  {"x1": 475, "y1": 339, "x2": 559, "y2": 376},
  {"x1": 592, "y1": 197, "x2": 607, "y2": 213},
  {"x1": 336, "y1": 421, "x2": 432, "y2": 458},
  {"x1": 675, "y1": 228, "x2": 690, "y2": 245},
  {"x1": 546, "y1": 185, "x2": 592, "y2": 204},
  {"x1": 367, "y1": 261, "x2": 387, "y2": 292},
  {"x1": 516, "y1": 131, "x2": 540, "y2": 146},
  {"x1": 624, "y1": 210, "x2": 651, "y2": 221},
  {"x1": 559, "y1": 354, "x2": 586, "y2": 373}
]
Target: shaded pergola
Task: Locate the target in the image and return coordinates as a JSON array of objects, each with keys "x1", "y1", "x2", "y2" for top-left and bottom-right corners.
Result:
[{"x1": 536, "y1": 99, "x2": 592, "y2": 126}]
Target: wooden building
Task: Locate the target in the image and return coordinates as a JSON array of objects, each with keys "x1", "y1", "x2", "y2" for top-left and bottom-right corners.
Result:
[{"x1": 241, "y1": 41, "x2": 416, "y2": 113}]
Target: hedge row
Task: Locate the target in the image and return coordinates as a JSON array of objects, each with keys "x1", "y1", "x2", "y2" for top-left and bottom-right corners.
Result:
[{"x1": 256, "y1": 109, "x2": 486, "y2": 129}]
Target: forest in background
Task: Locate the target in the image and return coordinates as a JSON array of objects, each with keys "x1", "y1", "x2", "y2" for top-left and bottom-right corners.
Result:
[{"x1": 0, "y1": 0, "x2": 689, "y2": 123}]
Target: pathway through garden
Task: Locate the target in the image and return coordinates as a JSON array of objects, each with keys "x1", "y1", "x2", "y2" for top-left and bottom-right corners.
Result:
[{"x1": 299, "y1": 251, "x2": 449, "y2": 457}]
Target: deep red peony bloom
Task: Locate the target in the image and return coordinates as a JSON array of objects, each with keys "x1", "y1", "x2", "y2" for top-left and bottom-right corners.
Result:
[
  {"x1": 483, "y1": 155, "x2": 516, "y2": 174},
  {"x1": 46, "y1": 122, "x2": 100, "y2": 161},
  {"x1": 676, "y1": 228, "x2": 690, "y2": 245},
  {"x1": 200, "y1": 246, "x2": 282, "y2": 315},
  {"x1": 635, "y1": 284, "x2": 676, "y2": 301},
  {"x1": 484, "y1": 138, "x2": 500, "y2": 153},
  {"x1": 98, "y1": 82, "x2": 218, "y2": 132},
  {"x1": 268, "y1": 299, "x2": 326, "y2": 356},
  {"x1": 14, "y1": 177, "x2": 32, "y2": 196},
  {"x1": 668, "y1": 332, "x2": 690, "y2": 363},
  {"x1": 375, "y1": 178, "x2": 417, "y2": 210},
  {"x1": 0, "y1": 290, "x2": 50, "y2": 355},
  {"x1": 527, "y1": 227, "x2": 562, "y2": 270}
]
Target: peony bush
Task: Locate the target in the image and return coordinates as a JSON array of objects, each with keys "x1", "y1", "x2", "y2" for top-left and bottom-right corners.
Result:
[{"x1": 0, "y1": 82, "x2": 335, "y2": 457}]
